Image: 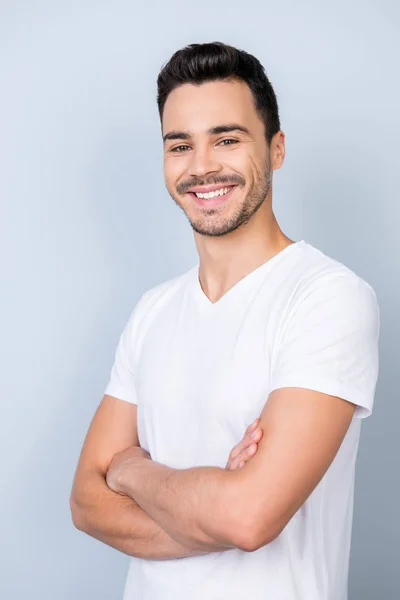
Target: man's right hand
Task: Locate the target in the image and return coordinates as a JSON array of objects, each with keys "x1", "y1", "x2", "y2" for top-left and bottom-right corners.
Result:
[{"x1": 225, "y1": 418, "x2": 263, "y2": 471}]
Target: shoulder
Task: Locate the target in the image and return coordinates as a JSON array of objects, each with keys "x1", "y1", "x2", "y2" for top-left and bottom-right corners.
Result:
[
  {"x1": 125, "y1": 266, "x2": 196, "y2": 333},
  {"x1": 292, "y1": 242, "x2": 378, "y2": 306},
  {"x1": 283, "y1": 243, "x2": 380, "y2": 332},
  {"x1": 137, "y1": 266, "x2": 195, "y2": 312}
]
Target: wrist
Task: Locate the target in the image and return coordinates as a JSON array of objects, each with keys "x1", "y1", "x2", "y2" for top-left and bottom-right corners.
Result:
[
  {"x1": 116, "y1": 456, "x2": 144, "y2": 497},
  {"x1": 119, "y1": 457, "x2": 172, "y2": 499},
  {"x1": 127, "y1": 459, "x2": 174, "y2": 502}
]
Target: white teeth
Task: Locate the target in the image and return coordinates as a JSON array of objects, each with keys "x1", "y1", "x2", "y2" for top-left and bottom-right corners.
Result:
[{"x1": 195, "y1": 187, "x2": 232, "y2": 199}]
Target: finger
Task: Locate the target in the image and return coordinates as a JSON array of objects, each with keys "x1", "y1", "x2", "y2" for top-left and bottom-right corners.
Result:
[
  {"x1": 229, "y1": 443, "x2": 258, "y2": 470},
  {"x1": 245, "y1": 418, "x2": 260, "y2": 436},
  {"x1": 228, "y1": 429, "x2": 261, "y2": 462},
  {"x1": 228, "y1": 427, "x2": 262, "y2": 462},
  {"x1": 230, "y1": 439, "x2": 260, "y2": 469}
]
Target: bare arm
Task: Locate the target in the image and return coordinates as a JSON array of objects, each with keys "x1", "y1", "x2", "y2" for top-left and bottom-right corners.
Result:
[
  {"x1": 110, "y1": 458, "x2": 242, "y2": 551},
  {"x1": 71, "y1": 466, "x2": 197, "y2": 559},
  {"x1": 108, "y1": 388, "x2": 356, "y2": 552},
  {"x1": 108, "y1": 278, "x2": 377, "y2": 552},
  {"x1": 69, "y1": 395, "x2": 229, "y2": 559}
]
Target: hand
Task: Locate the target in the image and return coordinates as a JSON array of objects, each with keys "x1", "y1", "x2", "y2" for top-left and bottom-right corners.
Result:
[
  {"x1": 106, "y1": 445, "x2": 150, "y2": 495},
  {"x1": 225, "y1": 418, "x2": 263, "y2": 470}
]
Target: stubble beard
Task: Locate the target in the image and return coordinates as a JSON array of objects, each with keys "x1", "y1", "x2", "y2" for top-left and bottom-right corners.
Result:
[{"x1": 169, "y1": 167, "x2": 273, "y2": 238}]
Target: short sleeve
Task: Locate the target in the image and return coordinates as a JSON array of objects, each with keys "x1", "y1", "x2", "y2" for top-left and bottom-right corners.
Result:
[
  {"x1": 269, "y1": 275, "x2": 380, "y2": 418},
  {"x1": 104, "y1": 299, "x2": 144, "y2": 405}
]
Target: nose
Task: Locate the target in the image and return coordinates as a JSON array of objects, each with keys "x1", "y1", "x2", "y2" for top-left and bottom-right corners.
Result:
[{"x1": 187, "y1": 148, "x2": 223, "y2": 178}]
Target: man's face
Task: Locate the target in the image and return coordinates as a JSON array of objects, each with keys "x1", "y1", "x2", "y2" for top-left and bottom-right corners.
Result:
[{"x1": 162, "y1": 79, "x2": 274, "y2": 237}]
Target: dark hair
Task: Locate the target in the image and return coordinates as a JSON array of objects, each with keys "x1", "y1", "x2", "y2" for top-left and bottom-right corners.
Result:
[{"x1": 157, "y1": 42, "x2": 281, "y2": 145}]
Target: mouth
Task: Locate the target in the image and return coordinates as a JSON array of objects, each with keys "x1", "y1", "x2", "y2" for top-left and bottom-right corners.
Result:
[{"x1": 186, "y1": 185, "x2": 238, "y2": 208}]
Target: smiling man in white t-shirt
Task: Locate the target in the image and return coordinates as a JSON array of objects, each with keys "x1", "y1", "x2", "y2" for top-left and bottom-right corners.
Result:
[{"x1": 70, "y1": 42, "x2": 380, "y2": 600}]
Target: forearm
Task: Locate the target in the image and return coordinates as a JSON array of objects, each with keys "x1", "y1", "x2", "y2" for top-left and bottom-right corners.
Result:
[
  {"x1": 70, "y1": 470, "x2": 228, "y2": 560},
  {"x1": 119, "y1": 460, "x2": 242, "y2": 551}
]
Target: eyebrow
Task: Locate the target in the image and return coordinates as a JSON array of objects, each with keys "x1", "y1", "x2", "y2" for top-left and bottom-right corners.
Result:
[{"x1": 162, "y1": 124, "x2": 251, "y2": 144}]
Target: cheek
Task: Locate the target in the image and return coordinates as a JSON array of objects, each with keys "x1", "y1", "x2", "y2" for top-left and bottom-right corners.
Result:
[
  {"x1": 225, "y1": 148, "x2": 256, "y2": 176},
  {"x1": 164, "y1": 159, "x2": 186, "y2": 189},
  {"x1": 248, "y1": 155, "x2": 265, "y2": 182}
]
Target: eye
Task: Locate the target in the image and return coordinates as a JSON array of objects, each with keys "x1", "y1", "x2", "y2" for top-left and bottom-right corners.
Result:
[
  {"x1": 170, "y1": 145, "x2": 191, "y2": 153},
  {"x1": 219, "y1": 138, "x2": 239, "y2": 146}
]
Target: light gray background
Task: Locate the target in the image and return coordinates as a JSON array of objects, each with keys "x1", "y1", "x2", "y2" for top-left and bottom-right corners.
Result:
[{"x1": 1, "y1": 1, "x2": 398, "y2": 598}]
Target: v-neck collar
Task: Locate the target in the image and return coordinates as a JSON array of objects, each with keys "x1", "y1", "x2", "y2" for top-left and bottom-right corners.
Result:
[{"x1": 190, "y1": 240, "x2": 306, "y2": 313}]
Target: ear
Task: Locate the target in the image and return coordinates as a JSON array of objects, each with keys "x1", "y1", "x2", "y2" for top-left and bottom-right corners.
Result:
[{"x1": 270, "y1": 130, "x2": 285, "y2": 171}]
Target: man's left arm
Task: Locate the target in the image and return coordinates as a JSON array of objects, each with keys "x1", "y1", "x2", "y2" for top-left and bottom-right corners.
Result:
[
  {"x1": 109, "y1": 275, "x2": 379, "y2": 552},
  {"x1": 109, "y1": 388, "x2": 356, "y2": 552}
]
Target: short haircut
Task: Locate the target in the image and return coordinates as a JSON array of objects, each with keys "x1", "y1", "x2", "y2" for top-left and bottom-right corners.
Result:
[{"x1": 157, "y1": 41, "x2": 281, "y2": 145}]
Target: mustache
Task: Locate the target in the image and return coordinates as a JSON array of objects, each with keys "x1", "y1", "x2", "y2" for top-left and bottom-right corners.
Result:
[{"x1": 177, "y1": 174, "x2": 245, "y2": 194}]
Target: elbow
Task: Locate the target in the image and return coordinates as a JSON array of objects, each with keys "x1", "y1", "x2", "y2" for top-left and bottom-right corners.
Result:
[
  {"x1": 231, "y1": 511, "x2": 283, "y2": 553},
  {"x1": 224, "y1": 505, "x2": 259, "y2": 552},
  {"x1": 233, "y1": 526, "x2": 263, "y2": 553},
  {"x1": 236, "y1": 526, "x2": 282, "y2": 553},
  {"x1": 69, "y1": 493, "x2": 87, "y2": 532},
  {"x1": 218, "y1": 474, "x2": 285, "y2": 552}
]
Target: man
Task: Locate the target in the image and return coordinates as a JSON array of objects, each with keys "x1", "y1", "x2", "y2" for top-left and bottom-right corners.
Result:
[{"x1": 70, "y1": 42, "x2": 380, "y2": 599}]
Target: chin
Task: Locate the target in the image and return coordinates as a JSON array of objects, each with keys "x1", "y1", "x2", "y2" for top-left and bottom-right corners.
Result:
[{"x1": 189, "y1": 215, "x2": 246, "y2": 238}]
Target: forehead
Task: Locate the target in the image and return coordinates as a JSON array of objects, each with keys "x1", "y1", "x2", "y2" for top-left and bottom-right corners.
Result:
[{"x1": 162, "y1": 79, "x2": 261, "y2": 134}]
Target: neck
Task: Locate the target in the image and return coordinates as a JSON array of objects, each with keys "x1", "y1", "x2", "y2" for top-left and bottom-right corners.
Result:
[{"x1": 193, "y1": 202, "x2": 294, "y2": 304}]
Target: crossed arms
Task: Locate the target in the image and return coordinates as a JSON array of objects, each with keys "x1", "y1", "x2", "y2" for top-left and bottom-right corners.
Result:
[{"x1": 69, "y1": 388, "x2": 356, "y2": 558}]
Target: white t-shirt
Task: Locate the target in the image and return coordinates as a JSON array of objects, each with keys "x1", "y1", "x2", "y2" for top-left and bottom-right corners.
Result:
[{"x1": 105, "y1": 240, "x2": 380, "y2": 600}]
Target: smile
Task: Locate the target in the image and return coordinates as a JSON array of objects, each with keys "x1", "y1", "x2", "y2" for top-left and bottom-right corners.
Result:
[
  {"x1": 194, "y1": 186, "x2": 233, "y2": 199},
  {"x1": 188, "y1": 186, "x2": 237, "y2": 207}
]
